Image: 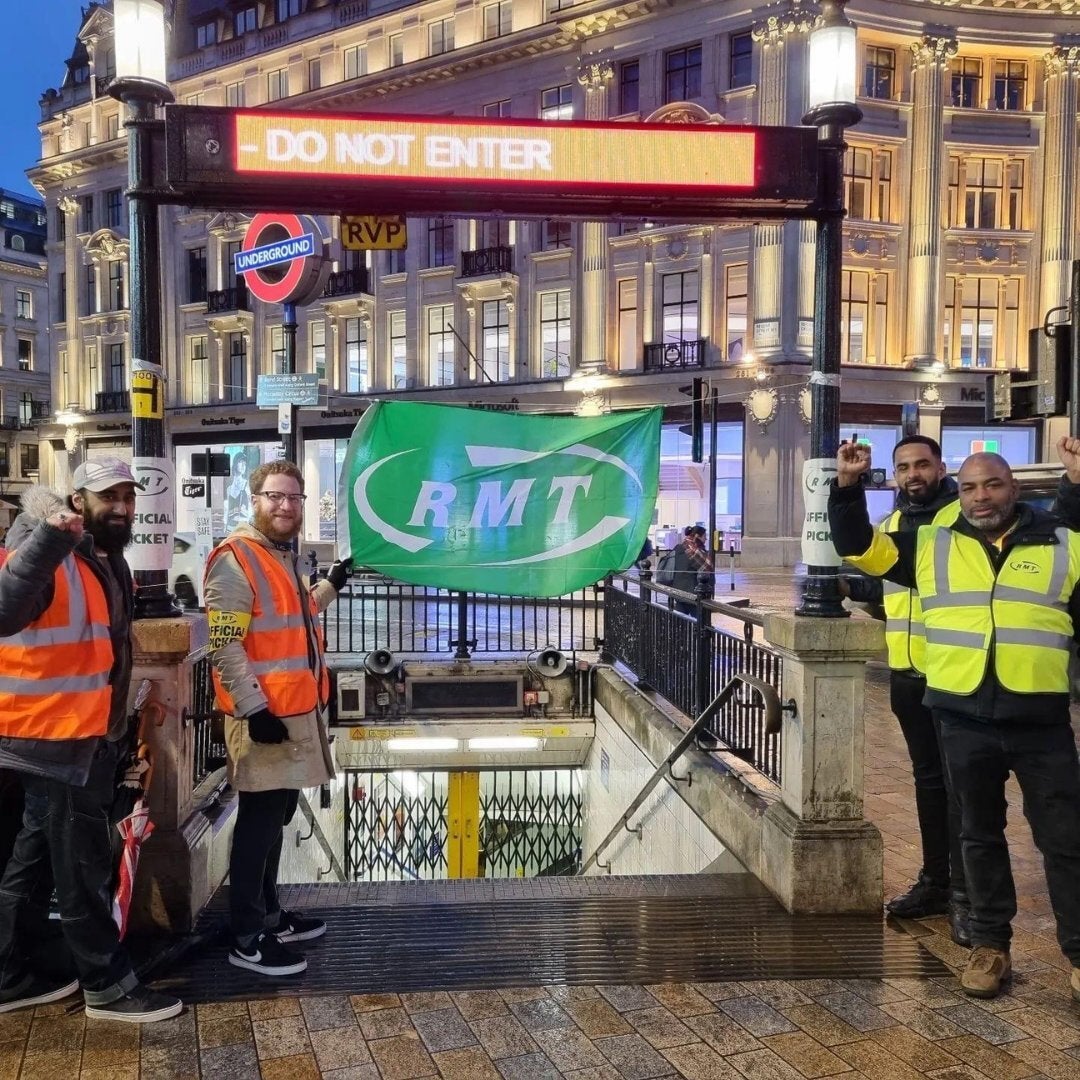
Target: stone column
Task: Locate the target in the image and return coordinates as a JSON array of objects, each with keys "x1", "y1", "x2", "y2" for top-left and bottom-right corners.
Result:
[
  {"x1": 577, "y1": 58, "x2": 614, "y2": 367},
  {"x1": 1038, "y1": 45, "x2": 1080, "y2": 318},
  {"x1": 58, "y1": 196, "x2": 81, "y2": 408},
  {"x1": 759, "y1": 612, "x2": 884, "y2": 913},
  {"x1": 904, "y1": 34, "x2": 956, "y2": 366}
]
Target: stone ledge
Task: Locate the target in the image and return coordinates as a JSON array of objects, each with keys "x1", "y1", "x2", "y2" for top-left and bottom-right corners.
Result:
[
  {"x1": 764, "y1": 609, "x2": 885, "y2": 659},
  {"x1": 132, "y1": 613, "x2": 208, "y2": 663}
]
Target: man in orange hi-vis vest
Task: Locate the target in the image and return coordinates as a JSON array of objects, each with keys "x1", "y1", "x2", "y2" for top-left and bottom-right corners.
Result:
[
  {"x1": 0, "y1": 460, "x2": 183, "y2": 1023},
  {"x1": 204, "y1": 459, "x2": 350, "y2": 976}
]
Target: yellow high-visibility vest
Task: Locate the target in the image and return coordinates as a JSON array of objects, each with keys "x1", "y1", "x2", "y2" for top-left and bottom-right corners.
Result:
[
  {"x1": 916, "y1": 524, "x2": 1080, "y2": 695},
  {"x1": 881, "y1": 500, "x2": 962, "y2": 673}
]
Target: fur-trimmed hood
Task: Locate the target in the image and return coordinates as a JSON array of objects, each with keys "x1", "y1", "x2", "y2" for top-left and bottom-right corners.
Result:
[{"x1": 4, "y1": 484, "x2": 68, "y2": 552}]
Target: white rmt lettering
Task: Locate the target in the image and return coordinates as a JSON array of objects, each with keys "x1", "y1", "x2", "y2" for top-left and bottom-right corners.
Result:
[
  {"x1": 468, "y1": 480, "x2": 535, "y2": 528},
  {"x1": 547, "y1": 476, "x2": 591, "y2": 525},
  {"x1": 407, "y1": 481, "x2": 458, "y2": 528}
]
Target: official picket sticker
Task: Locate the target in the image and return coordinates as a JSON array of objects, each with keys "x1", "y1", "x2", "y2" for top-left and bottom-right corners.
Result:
[{"x1": 207, "y1": 609, "x2": 251, "y2": 650}]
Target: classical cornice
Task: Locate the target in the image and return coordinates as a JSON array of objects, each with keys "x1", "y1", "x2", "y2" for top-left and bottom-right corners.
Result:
[
  {"x1": 28, "y1": 140, "x2": 128, "y2": 190},
  {"x1": 910, "y1": 0, "x2": 1077, "y2": 11},
  {"x1": 1045, "y1": 44, "x2": 1080, "y2": 75}
]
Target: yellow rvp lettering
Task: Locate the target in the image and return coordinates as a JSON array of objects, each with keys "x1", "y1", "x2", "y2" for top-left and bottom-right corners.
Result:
[{"x1": 341, "y1": 215, "x2": 407, "y2": 250}]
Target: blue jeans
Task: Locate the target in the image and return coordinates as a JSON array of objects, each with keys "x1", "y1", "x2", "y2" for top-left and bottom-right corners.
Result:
[
  {"x1": 936, "y1": 710, "x2": 1080, "y2": 964},
  {"x1": 0, "y1": 740, "x2": 138, "y2": 1006}
]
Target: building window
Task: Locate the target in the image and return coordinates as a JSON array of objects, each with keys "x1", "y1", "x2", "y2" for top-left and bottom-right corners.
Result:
[
  {"x1": 618, "y1": 60, "x2": 639, "y2": 115},
  {"x1": 729, "y1": 32, "x2": 753, "y2": 89},
  {"x1": 540, "y1": 83, "x2": 572, "y2": 120},
  {"x1": 107, "y1": 260, "x2": 125, "y2": 310},
  {"x1": 105, "y1": 113, "x2": 120, "y2": 141},
  {"x1": 196, "y1": 20, "x2": 217, "y2": 47},
  {"x1": 105, "y1": 188, "x2": 123, "y2": 229},
  {"x1": 386, "y1": 248, "x2": 406, "y2": 275},
  {"x1": 429, "y1": 17, "x2": 454, "y2": 56},
  {"x1": 17, "y1": 339, "x2": 32, "y2": 372},
  {"x1": 270, "y1": 326, "x2": 287, "y2": 372},
  {"x1": 863, "y1": 45, "x2": 895, "y2": 99},
  {"x1": 483, "y1": 1, "x2": 512, "y2": 40},
  {"x1": 483, "y1": 98, "x2": 511, "y2": 118},
  {"x1": 226, "y1": 333, "x2": 247, "y2": 401},
  {"x1": 225, "y1": 81, "x2": 245, "y2": 106},
  {"x1": 84, "y1": 264, "x2": 97, "y2": 316},
  {"x1": 308, "y1": 58, "x2": 321, "y2": 90},
  {"x1": 56, "y1": 272, "x2": 66, "y2": 322},
  {"x1": 427, "y1": 305, "x2": 455, "y2": 385},
  {"x1": 841, "y1": 270, "x2": 870, "y2": 363},
  {"x1": 478, "y1": 218, "x2": 511, "y2": 249},
  {"x1": 311, "y1": 321, "x2": 326, "y2": 380},
  {"x1": 389, "y1": 310, "x2": 408, "y2": 387},
  {"x1": 955, "y1": 278, "x2": 997, "y2": 368},
  {"x1": 267, "y1": 68, "x2": 288, "y2": 101},
  {"x1": 665, "y1": 45, "x2": 702, "y2": 103},
  {"x1": 617, "y1": 279, "x2": 637, "y2": 370},
  {"x1": 944, "y1": 277, "x2": 1020, "y2": 369},
  {"x1": 187, "y1": 246, "x2": 207, "y2": 303},
  {"x1": 540, "y1": 290, "x2": 570, "y2": 378},
  {"x1": 949, "y1": 156, "x2": 1024, "y2": 230},
  {"x1": 844, "y1": 146, "x2": 892, "y2": 222},
  {"x1": 994, "y1": 60, "x2": 1027, "y2": 111},
  {"x1": 661, "y1": 271, "x2": 699, "y2": 342},
  {"x1": 188, "y1": 336, "x2": 209, "y2": 405},
  {"x1": 20, "y1": 443, "x2": 39, "y2": 476},
  {"x1": 544, "y1": 0, "x2": 574, "y2": 16},
  {"x1": 724, "y1": 264, "x2": 748, "y2": 361},
  {"x1": 235, "y1": 6, "x2": 257, "y2": 34},
  {"x1": 345, "y1": 317, "x2": 368, "y2": 392},
  {"x1": 344, "y1": 45, "x2": 367, "y2": 80},
  {"x1": 276, "y1": 0, "x2": 302, "y2": 19},
  {"x1": 482, "y1": 299, "x2": 511, "y2": 381},
  {"x1": 388, "y1": 33, "x2": 404, "y2": 68},
  {"x1": 427, "y1": 218, "x2": 454, "y2": 268},
  {"x1": 542, "y1": 220, "x2": 572, "y2": 250},
  {"x1": 86, "y1": 345, "x2": 98, "y2": 396},
  {"x1": 54, "y1": 207, "x2": 66, "y2": 242},
  {"x1": 79, "y1": 194, "x2": 93, "y2": 234},
  {"x1": 106, "y1": 342, "x2": 125, "y2": 392},
  {"x1": 15, "y1": 290, "x2": 32, "y2": 319},
  {"x1": 951, "y1": 57, "x2": 982, "y2": 108},
  {"x1": 0, "y1": 444, "x2": 8, "y2": 478},
  {"x1": 184, "y1": 92, "x2": 205, "y2": 107},
  {"x1": 225, "y1": 240, "x2": 243, "y2": 288}
]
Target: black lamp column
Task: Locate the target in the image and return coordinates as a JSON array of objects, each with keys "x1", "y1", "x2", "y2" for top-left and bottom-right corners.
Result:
[{"x1": 795, "y1": 0, "x2": 862, "y2": 618}]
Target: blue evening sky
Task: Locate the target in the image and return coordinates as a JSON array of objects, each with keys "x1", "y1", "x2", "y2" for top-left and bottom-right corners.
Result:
[{"x1": 1, "y1": 1, "x2": 90, "y2": 199}]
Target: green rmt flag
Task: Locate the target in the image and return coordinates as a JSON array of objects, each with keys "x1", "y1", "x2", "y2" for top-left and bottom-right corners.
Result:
[{"x1": 338, "y1": 401, "x2": 661, "y2": 597}]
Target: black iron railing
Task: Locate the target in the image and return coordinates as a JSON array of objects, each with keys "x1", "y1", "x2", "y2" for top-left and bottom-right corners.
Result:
[
  {"x1": 94, "y1": 390, "x2": 131, "y2": 413},
  {"x1": 602, "y1": 573, "x2": 783, "y2": 784},
  {"x1": 186, "y1": 656, "x2": 227, "y2": 790},
  {"x1": 320, "y1": 573, "x2": 602, "y2": 656},
  {"x1": 323, "y1": 266, "x2": 370, "y2": 298},
  {"x1": 461, "y1": 245, "x2": 513, "y2": 278},
  {"x1": 643, "y1": 338, "x2": 707, "y2": 371},
  {"x1": 206, "y1": 283, "x2": 250, "y2": 314}
]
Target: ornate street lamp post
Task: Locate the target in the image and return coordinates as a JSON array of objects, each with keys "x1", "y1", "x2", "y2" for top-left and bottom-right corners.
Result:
[
  {"x1": 110, "y1": 0, "x2": 179, "y2": 618},
  {"x1": 796, "y1": 0, "x2": 863, "y2": 618}
]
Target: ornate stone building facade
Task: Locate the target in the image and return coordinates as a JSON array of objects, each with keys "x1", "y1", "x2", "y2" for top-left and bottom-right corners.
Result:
[{"x1": 26, "y1": 0, "x2": 1080, "y2": 564}]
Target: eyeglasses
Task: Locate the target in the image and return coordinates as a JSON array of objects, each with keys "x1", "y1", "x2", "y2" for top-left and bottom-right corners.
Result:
[{"x1": 256, "y1": 491, "x2": 307, "y2": 506}]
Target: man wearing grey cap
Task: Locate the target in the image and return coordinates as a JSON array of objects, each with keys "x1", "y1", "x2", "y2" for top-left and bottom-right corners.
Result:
[{"x1": 0, "y1": 458, "x2": 183, "y2": 1022}]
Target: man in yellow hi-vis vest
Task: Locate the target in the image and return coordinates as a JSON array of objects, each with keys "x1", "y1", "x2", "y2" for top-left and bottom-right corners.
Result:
[
  {"x1": 840, "y1": 436, "x2": 966, "y2": 942},
  {"x1": 829, "y1": 438, "x2": 1080, "y2": 1005}
]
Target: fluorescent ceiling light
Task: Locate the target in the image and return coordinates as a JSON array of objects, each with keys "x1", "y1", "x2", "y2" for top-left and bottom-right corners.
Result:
[
  {"x1": 467, "y1": 736, "x2": 542, "y2": 751},
  {"x1": 386, "y1": 737, "x2": 459, "y2": 752}
]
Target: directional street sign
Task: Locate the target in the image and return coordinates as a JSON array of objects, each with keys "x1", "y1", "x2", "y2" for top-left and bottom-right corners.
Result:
[{"x1": 257, "y1": 372, "x2": 321, "y2": 407}]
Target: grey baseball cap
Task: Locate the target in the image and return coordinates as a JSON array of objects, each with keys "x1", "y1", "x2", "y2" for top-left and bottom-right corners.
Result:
[{"x1": 72, "y1": 457, "x2": 145, "y2": 492}]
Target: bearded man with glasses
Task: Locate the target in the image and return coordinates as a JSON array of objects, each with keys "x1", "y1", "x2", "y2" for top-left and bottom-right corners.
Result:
[{"x1": 203, "y1": 460, "x2": 352, "y2": 976}]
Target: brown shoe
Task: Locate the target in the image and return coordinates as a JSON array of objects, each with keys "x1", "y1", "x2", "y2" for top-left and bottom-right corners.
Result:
[
  {"x1": 1071, "y1": 967, "x2": 1080, "y2": 1004},
  {"x1": 961, "y1": 946, "x2": 1011, "y2": 999}
]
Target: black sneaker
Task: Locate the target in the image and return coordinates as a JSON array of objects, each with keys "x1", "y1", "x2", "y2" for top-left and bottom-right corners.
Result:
[
  {"x1": 271, "y1": 908, "x2": 326, "y2": 943},
  {"x1": 949, "y1": 897, "x2": 973, "y2": 948},
  {"x1": 229, "y1": 931, "x2": 307, "y2": 976},
  {"x1": 885, "y1": 874, "x2": 950, "y2": 918},
  {"x1": 0, "y1": 975, "x2": 80, "y2": 1014},
  {"x1": 85, "y1": 984, "x2": 183, "y2": 1024}
]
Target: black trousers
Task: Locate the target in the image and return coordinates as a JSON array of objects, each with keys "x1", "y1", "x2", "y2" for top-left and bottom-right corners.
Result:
[
  {"x1": 891, "y1": 670, "x2": 965, "y2": 895},
  {"x1": 229, "y1": 787, "x2": 300, "y2": 944},
  {"x1": 936, "y1": 709, "x2": 1080, "y2": 963},
  {"x1": 0, "y1": 740, "x2": 137, "y2": 1007}
]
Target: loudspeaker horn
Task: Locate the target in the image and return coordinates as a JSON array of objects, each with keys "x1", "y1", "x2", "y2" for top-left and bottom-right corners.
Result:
[
  {"x1": 533, "y1": 647, "x2": 568, "y2": 678},
  {"x1": 364, "y1": 649, "x2": 398, "y2": 676}
]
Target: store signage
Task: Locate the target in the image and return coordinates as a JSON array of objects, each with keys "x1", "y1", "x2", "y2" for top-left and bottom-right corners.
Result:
[
  {"x1": 165, "y1": 106, "x2": 820, "y2": 221},
  {"x1": 235, "y1": 213, "x2": 326, "y2": 305},
  {"x1": 341, "y1": 215, "x2": 406, "y2": 250},
  {"x1": 181, "y1": 479, "x2": 206, "y2": 499}
]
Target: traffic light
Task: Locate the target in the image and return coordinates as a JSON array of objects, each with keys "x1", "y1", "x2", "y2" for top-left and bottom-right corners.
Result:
[{"x1": 680, "y1": 377, "x2": 704, "y2": 463}]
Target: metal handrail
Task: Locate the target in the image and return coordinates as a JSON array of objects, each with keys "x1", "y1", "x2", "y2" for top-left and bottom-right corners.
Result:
[
  {"x1": 578, "y1": 673, "x2": 788, "y2": 875},
  {"x1": 297, "y1": 790, "x2": 346, "y2": 882}
]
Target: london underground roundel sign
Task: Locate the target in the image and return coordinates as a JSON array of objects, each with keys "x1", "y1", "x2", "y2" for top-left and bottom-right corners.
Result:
[{"x1": 235, "y1": 213, "x2": 325, "y2": 305}]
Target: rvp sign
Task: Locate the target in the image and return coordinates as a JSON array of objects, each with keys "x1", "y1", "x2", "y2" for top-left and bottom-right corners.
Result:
[{"x1": 341, "y1": 215, "x2": 407, "y2": 251}]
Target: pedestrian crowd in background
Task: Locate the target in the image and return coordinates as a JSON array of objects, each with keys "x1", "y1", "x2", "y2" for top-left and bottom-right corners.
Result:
[{"x1": 829, "y1": 433, "x2": 1080, "y2": 1007}]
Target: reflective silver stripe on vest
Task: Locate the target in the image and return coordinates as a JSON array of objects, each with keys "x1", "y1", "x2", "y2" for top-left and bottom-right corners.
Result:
[
  {"x1": 1050, "y1": 528, "x2": 1072, "y2": 600},
  {"x1": 994, "y1": 585, "x2": 1067, "y2": 609},
  {"x1": 0, "y1": 671, "x2": 111, "y2": 695},
  {"x1": 924, "y1": 627, "x2": 986, "y2": 648},
  {"x1": 249, "y1": 656, "x2": 313, "y2": 675},
  {"x1": 7, "y1": 559, "x2": 110, "y2": 647},
  {"x1": 231, "y1": 541, "x2": 304, "y2": 633},
  {"x1": 920, "y1": 530, "x2": 991, "y2": 609},
  {"x1": 994, "y1": 628, "x2": 1074, "y2": 651},
  {"x1": 885, "y1": 619, "x2": 910, "y2": 633},
  {"x1": 882, "y1": 581, "x2": 905, "y2": 596}
]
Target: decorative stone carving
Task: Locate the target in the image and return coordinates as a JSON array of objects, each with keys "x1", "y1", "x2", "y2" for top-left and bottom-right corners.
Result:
[
  {"x1": 58, "y1": 195, "x2": 78, "y2": 216},
  {"x1": 910, "y1": 35, "x2": 958, "y2": 72},
  {"x1": 746, "y1": 386, "x2": 779, "y2": 433},
  {"x1": 644, "y1": 101, "x2": 722, "y2": 125},
  {"x1": 58, "y1": 114, "x2": 75, "y2": 154},
  {"x1": 751, "y1": 1, "x2": 814, "y2": 47},
  {"x1": 920, "y1": 383, "x2": 942, "y2": 405},
  {"x1": 1045, "y1": 45, "x2": 1080, "y2": 77},
  {"x1": 576, "y1": 57, "x2": 614, "y2": 90},
  {"x1": 84, "y1": 229, "x2": 130, "y2": 264}
]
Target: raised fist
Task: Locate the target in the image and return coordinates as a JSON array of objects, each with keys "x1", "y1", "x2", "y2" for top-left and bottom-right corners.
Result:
[
  {"x1": 836, "y1": 440, "x2": 872, "y2": 487},
  {"x1": 46, "y1": 510, "x2": 84, "y2": 537},
  {"x1": 1056, "y1": 435, "x2": 1080, "y2": 484}
]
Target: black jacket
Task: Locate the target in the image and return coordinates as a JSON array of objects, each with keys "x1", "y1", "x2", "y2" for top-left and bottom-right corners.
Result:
[{"x1": 829, "y1": 479, "x2": 1078, "y2": 723}]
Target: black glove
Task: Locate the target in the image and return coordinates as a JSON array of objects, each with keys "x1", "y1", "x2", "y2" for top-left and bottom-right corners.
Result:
[
  {"x1": 326, "y1": 558, "x2": 353, "y2": 591},
  {"x1": 247, "y1": 708, "x2": 289, "y2": 745}
]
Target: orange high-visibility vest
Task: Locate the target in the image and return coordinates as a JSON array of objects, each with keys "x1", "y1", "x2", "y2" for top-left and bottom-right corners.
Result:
[
  {"x1": 206, "y1": 537, "x2": 330, "y2": 718},
  {"x1": 0, "y1": 549, "x2": 113, "y2": 740}
]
